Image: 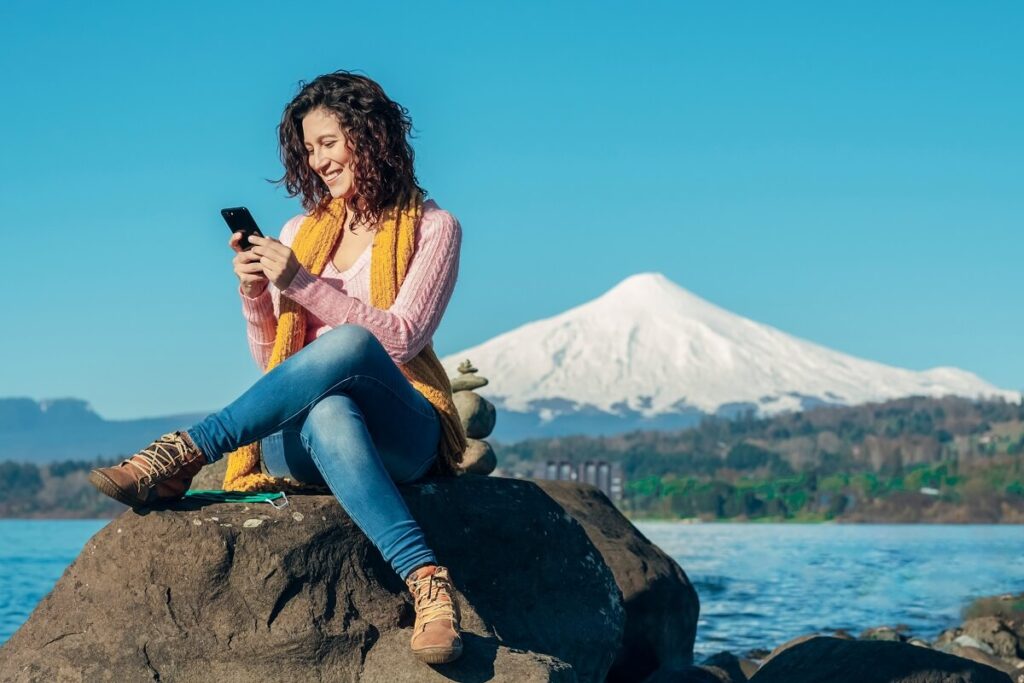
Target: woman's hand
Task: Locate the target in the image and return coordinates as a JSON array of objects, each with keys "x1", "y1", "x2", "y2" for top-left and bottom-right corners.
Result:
[
  {"x1": 229, "y1": 232, "x2": 269, "y2": 297},
  {"x1": 248, "y1": 234, "x2": 302, "y2": 291}
]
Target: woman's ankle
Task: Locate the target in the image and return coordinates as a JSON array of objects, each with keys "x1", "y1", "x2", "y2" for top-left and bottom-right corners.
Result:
[
  {"x1": 183, "y1": 428, "x2": 214, "y2": 465},
  {"x1": 406, "y1": 563, "x2": 438, "y2": 581}
]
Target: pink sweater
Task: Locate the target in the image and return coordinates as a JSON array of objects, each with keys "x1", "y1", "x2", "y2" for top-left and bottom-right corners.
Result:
[{"x1": 238, "y1": 199, "x2": 461, "y2": 371}]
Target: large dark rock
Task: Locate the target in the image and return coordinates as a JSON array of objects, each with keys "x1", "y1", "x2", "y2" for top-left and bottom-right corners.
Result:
[
  {"x1": 748, "y1": 636, "x2": 1012, "y2": 683},
  {"x1": 0, "y1": 475, "x2": 625, "y2": 682},
  {"x1": 535, "y1": 480, "x2": 700, "y2": 682}
]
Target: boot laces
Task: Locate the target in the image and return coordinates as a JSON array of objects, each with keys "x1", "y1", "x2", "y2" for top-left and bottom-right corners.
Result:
[
  {"x1": 408, "y1": 570, "x2": 459, "y2": 627},
  {"x1": 125, "y1": 433, "x2": 193, "y2": 488}
]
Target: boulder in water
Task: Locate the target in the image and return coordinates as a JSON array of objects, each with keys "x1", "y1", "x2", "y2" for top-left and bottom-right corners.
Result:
[
  {"x1": 536, "y1": 480, "x2": 700, "y2": 682},
  {"x1": 747, "y1": 636, "x2": 1012, "y2": 683}
]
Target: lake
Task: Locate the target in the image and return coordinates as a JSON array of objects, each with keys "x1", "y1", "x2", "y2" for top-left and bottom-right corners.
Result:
[{"x1": 1, "y1": 519, "x2": 1021, "y2": 658}]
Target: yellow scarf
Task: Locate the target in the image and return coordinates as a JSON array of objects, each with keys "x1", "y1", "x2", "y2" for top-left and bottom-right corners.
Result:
[{"x1": 222, "y1": 195, "x2": 467, "y2": 492}]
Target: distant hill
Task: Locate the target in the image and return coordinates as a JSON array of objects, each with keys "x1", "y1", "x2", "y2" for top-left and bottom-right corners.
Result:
[{"x1": 0, "y1": 397, "x2": 207, "y2": 463}]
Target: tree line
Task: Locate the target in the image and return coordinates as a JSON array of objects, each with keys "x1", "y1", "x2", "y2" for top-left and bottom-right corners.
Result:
[{"x1": 494, "y1": 396, "x2": 1024, "y2": 522}]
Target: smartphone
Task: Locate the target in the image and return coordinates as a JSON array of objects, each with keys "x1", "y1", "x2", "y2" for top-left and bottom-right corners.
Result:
[{"x1": 220, "y1": 207, "x2": 265, "y2": 250}]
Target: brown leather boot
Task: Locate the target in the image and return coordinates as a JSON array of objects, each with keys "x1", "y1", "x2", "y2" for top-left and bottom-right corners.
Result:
[
  {"x1": 88, "y1": 431, "x2": 207, "y2": 507},
  {"x1": 404, "y1": 565, "x2": 464, "y2": 664}
]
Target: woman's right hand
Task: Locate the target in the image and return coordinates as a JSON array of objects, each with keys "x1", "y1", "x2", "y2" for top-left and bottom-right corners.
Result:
[{"x1": 230, "y1": 232, "x2": 269, "y2": 297}]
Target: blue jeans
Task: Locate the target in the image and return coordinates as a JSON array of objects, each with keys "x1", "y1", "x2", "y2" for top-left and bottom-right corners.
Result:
[{"x1": 186, "y1": 324, "x2": 441, "y2": 581}]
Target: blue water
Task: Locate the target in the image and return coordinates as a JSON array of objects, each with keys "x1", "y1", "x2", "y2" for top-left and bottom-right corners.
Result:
[
  {"x1": 1, "y1": 520, "x2": 1022, "y2": 658},
  {"x1": 635, "y1": 522, "x2": 1024, "y2": 657},
  {"x1": 0, "y1": 520, "x2": 109, "y2": 644}
]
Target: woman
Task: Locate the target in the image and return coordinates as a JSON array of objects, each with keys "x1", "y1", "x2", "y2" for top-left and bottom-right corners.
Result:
[{"x1": 88, "y1": 71, "x2": 467, "y2": 665}]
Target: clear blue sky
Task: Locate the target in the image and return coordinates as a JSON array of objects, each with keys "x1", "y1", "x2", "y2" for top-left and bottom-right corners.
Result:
[{"x1": 2, "y1": 2, "x2": 1021, "y2": 419}]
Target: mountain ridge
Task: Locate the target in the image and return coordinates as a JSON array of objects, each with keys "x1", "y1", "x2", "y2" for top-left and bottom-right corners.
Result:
[{"x1": 439, "y1": 272, "x2": 1019, "y2": 439}]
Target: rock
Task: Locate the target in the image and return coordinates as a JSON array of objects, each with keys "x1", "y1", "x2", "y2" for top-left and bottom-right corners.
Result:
[
  {"x1": 451, "y1": 374, "x2": 489, "y2": 392},
  {"x1": 944, "y1": 645, "x2": 1022, "y2": 680},
  {"x1": 702, "y1": 651, "x2": 753, "y2": 681},
  {"x1": 747, "y1": 636, "x2": 1013, "y2": 683},
  {"x1": 760, "y1": 633, "x2": 820, "y2": 664},
  {"x1": 935, "y1": 617, "x2": 1023, "y2": 660},
  {"x1": 450, "y1": 359, "x2": 491, "y2": 393},
  {"x1": 453, "y1": 391, "x2": 497, "y2": 439},
  {"x1": 459, "y1": 439, "x2": 497, "y2": 475},
  {"x1": 642, "y1": 665, "x2": 736, "y2": 683},
  {"x1": 743, "y1": 648, "x2": 772, "y2": 661},
  {"x1": 956, "y1": 635, "x2": 998, "y2": 655},
  {"x1": 962, "y1": 618, "x2": 1019, "y2": 659},
  {"x1": 935, "y1": 615, "x2": 1024, "y2": 682},
  {"x1": 965, "y1": 593, "x2": 1024, "y2": 621},
  {"x1": 535, "y1": 480, "x2": 699, "y2": 683},
  {"x1": 859, "y1": 624, "x2": 910, "y2": 642},
  {"x1": 190, "y1": 453, "x2": 228, "y2": 489},
  {"x1": 0, "y1": 476, "x2": 625, "y2": 682}
]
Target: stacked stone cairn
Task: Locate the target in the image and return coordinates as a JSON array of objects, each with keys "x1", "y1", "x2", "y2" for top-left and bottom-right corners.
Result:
[{"x1": 451, "y1": 359, "x2": 497, "y2": 475}]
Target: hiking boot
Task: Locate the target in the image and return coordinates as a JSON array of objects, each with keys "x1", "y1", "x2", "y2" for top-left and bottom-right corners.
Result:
[
  {"x1": 405, "y1": 565, "x2": 463, "y2": 664},
  {"x1": 88, "y1": 431, "x2": 207, "y2": 507}
]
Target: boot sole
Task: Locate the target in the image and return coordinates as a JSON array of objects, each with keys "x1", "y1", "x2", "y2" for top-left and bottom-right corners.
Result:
[
  {"x1": 88, "y1": 470, "x2": 144, "y2": 508},
  {"x1": 412, "y1": 641, "x2": 463, "y2": 665}
]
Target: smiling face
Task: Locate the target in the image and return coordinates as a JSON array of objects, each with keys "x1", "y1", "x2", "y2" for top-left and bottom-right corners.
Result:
[{"x1": 302, "y1": 107, "x2": 357, "y2": 201}]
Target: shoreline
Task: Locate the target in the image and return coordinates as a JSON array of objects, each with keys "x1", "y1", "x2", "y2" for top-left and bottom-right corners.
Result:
[{"x1": 4, "y1": 513, "x2": 1024, "y2": 525}]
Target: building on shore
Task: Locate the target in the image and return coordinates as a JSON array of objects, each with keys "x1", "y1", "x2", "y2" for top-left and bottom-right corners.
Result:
[{"x1": 531, "y1": 460, "x2": 624, "y2": 503}]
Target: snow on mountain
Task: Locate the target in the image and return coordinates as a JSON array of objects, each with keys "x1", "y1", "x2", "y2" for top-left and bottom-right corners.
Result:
[{"x1": 440, "y1": 273, "x2": 1020, "y2": 425}]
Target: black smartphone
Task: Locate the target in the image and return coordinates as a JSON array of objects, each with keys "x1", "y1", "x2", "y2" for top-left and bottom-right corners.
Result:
[{"x1": 220, "y1": 207, "x2": 265, "y2": 250}]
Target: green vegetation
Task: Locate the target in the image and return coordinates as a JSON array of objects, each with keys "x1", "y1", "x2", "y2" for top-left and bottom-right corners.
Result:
[
  {"x1": 2, "y1": 396, "x2": 1023, "y2": 520},
  {"x1": 495, "y1": 396, "x2": 1024, "y2": 522}
]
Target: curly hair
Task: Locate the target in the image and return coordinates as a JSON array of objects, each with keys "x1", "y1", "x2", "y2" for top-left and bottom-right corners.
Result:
[{"x1": 274, "y1": 71, "x2": 424, "y2": 226}]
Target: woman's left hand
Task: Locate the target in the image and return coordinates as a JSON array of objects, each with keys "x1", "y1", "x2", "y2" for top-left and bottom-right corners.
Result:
[{"x1": 249, "y1": 235, "x2": 302, "y2": 290}]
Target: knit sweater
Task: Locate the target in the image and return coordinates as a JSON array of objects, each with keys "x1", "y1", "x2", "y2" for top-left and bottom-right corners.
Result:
[{"x1": 239, "y1": 199, "x2": 461, "y2": 370}]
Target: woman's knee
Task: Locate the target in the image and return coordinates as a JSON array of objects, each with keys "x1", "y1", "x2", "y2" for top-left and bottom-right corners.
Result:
[
  {"x1": 301, "y1": 324, "x2": 383, "y2": 370},
  {"x1": 324, "y1": 322, "x2": 376, "y2": 346}
]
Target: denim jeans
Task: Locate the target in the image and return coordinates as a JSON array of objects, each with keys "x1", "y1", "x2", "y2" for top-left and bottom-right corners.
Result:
[{"x1": 186, "y1": 323, "x2": 440, "y2": 581}]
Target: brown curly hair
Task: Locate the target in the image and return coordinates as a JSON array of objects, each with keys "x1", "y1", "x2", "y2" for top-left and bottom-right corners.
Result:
[{"x1": 274, "y1": 71, "x2": 425, "y2": 227}]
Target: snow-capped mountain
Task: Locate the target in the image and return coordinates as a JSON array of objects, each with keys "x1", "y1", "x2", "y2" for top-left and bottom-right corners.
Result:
[{"x1": 440, "y1": 272, "x2": 1020, "y2": 442}]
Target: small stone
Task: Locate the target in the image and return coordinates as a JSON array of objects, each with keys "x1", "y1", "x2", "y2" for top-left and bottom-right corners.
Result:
[
  {"x1": 859, "y1": 625, "x2": 905, "y2": 642},
  {"x1": 192, "y1": 519, "x2": 202, "y2": 526},
  {"x1": 954, "y1": 634, "x2": 995, "y2": 655},
  {"x1": 459, "y1": 439, "x2": 497, "y2": 475},
  {"x1": 292, "y1": 512, "x2": 304, "y2": 522},
  {"x1": 453, "y1": 392, "x2": 496, "y2": 439},
  {"x1": 456, "y1": 359, "x2": 477, "y2": 374},
  {"x1": 243, "y1": 519, "x2": 263, "y2": 529},
  {"x1": 451, "y1": 375, "x2": 488, "y2": 392},
  {"x1": 220, "y1": 523, "x2": 232, "y2": 528}
]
